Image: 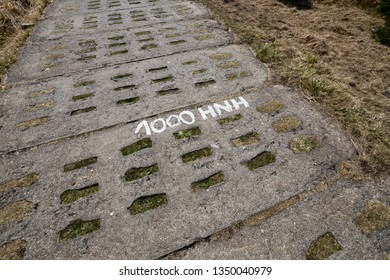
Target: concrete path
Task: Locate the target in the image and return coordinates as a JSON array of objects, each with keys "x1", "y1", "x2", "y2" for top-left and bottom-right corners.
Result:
[{"x1": 1, "y1": 0, "x2": 389, "y2": 259}]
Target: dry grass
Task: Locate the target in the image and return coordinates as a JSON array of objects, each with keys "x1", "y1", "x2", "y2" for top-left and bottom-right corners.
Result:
[
  {"x1": 199, "y1": 0, "x2": 390, "y2": 173},
  {"x1": 0, "y1": 0, "x2": 50, "y2": 86}
]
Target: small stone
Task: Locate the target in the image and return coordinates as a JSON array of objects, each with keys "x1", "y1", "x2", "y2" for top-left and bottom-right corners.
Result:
[{"x1": 383, "y1": 89, "x2": 390, "y2": 98}]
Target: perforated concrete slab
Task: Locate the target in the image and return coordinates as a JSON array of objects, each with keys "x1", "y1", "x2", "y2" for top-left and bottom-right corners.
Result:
[
  {"x1": 30, "y1": 1, "x2": 208, "y2": 41},
  {"x1": 170, "y1": 178, "x2": 390, "y2": 259},
  {"x1": 0, "y1": 45, "x2": 265, "y2": 151},
  {"x1": 8, "y1": 19, "x2": 233, "y2": 82},
  {"x1": 0, "y1": 86, "x2": 355, "y2": 259},
  {"x1": 46, "y1": 0, "x2": 188, "y2": 17}
]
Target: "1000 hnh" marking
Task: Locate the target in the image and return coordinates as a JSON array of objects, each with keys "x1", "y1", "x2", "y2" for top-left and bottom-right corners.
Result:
[{"x1": 135, "y1": 96, "x2": 249, "y2": 135}]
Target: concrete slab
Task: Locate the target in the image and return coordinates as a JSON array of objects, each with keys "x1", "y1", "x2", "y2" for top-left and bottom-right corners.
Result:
[
  {"x1": 8, "y1": 19, "x2": 233, "y2": 82},
  {"x1": 165, "y1": 177, "x2": 390, "y2": 259},
  {"x1": 30, "y1": 1, "x2": 208, "y2": 41},
  {"x1": 0, "y1": 86, "x2": 355, "y2": 259},
  {"x1": 1, "y1": 45, "x2": 265, "y2": 151},
  {"x1": 45, "y1": 0, "x2": 189, "y2": 18}
]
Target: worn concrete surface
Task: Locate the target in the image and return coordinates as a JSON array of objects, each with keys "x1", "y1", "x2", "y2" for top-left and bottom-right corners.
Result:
[{"x1": 0, "y1": 0, "x2": 389, "y2": 259}]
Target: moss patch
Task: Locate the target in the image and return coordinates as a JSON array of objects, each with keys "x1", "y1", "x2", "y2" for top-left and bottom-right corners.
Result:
[
  {"x1": 195, "y1": 34, "x2": 213, "y2": 41},
  {"x1": 114, "y1": 84, "x2": 137, "y2": 91},
  {"x1": 17, "y1": 116, "x2": 49, "y2": 129},
  {"x1": 116, "y1": 96, "x2": 140, "y2": 106},
  {"x1": 191, "y1": 171, "x2": 224, "y2": 192},
  {"x1": 226, "y1": 71, "x2": 251, "y2": 80},
  {"x1": 0, "y1": 240, "x2": 27, "y2": 260},
  {"x1": 109, "y1": 50, "x2": 128, "y2": 56},
  {"x1": 135, "y1": 31, "x2": 151, "y2": 36},
  {"x1": 121, "y1": 138, "x2": 152, "y2": 156},
  {"x1": 64, "y1": 156, "x2": 97, "y2": 172},
  {"x1": 288, "y1": 135, "x2": 320, "y2": 154},
  {"x1": 25, "y1": 100, "x2": 54, "y2": 112},
  {"x1": 305, "y1": 232, "x2": 343, "y2": 260},
  {"x1": 140, "y1": 43, "x2": 158, "y2": 50},
  {"x1": 231, "y1": 132, "x2": 260, "y2": 147},
  {"x1": 29, "y1": 88, "x2": 55, "y2": 98},
  {"x1": 128, "y1": 193, "x2": 168, "y2": 215},
  {"x1": 272, "y1": 116, "x2": 303, "y2": 132},
  {"x1": 194, "y1": 79, "x2": 216, "y2": 88},
  {"x1": 173, "y1": 127, "x2": 201, "y2": 140},
  {"x1": 217, "y1": 114, "x2": 242, "y2": 125},
  {"x1": 124, "y1": 164, "x2": 159, "y2": 181},
  {"x1": 257, "y1": 100, "x2": 284, "y2": 114},
  {"x1": 70, "y1": 106, "x2": 96, "y2": 116},
  {"x1": 0, "y1": 200, "x2": 34, "y2": 225},
  {"x1": 77, "y1": 55, "x2": 96, "y2": 61},
  {"x1": 72, "y1": 93, "x2": 94, "y2": 101},
  {"x1": 60, "y1": 183, "x2": 99, "y2": 205},
  {"x1": 156, "y1": 87, "x2": 180, "y2": 95},
  {"x1": 0, "y1": 173, "x2": 39, "y2": 193},
  {"x1": 59, "y1": 219, "x2": 101, "y2": 242},
  {"x1": 244, "y1": 151, "x2": 276, "y2": 170},
  {"x1": 111, "y1": 73, "x2": 133, "y2": 80},
  {"x1": 108, "y1": 42, "x2": 126, "y2": 48},
  {"x1": 181, "y1": 147, "x2": 212, "y2": 163},
  {"x1": 355, "y1": 200, "x2": 390, "y2": 235}
]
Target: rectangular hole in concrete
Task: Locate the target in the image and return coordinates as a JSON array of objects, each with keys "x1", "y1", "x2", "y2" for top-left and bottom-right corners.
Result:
[
  {"x1": 0, "y1": 173, "x2": 39, "y2": 193},
  {"x1": 70, "y1": 106, "x2": 96, "y2": 116},
  {"x1": 210, "y1": 53, "x2": 233, "y2": 60},
  {"x1": 77, "y1": 55, "x2": 97, "y2": 61},
  {"x1": 194, "y1": 79, "x2": 216, "y2": 88},
  {"x1": 137, "y1": 38, "x2": 154, "y2": 42},
  {"x1": 217, "y1": 61, "x2": 241, "y2": 69},
  {"x1": 111, "y1": 73, "x2": 133, "y2": 81},
  {"x1": 109, "y1": 50, "x2": 128, "y2": 56},
  {"x1": 182, "y1": 60, "x2": 198, "y2": 65},
  {"x1": 152, "y1": 75, "x2": 174, "y2": 83},
  {"x1": 64, "y1": 156, "x2": 98, "y2": 172},
  {"x1": 116, "y1": 96, "x2": 140, "y2": 106},
  {"x1": 124, "y1": 164, "x2": 159, "y2": 182},
  {"x1": 121, "y1": 137, "x2": 152, "y2": 156},
  {"x1": 128, "y1": 193, "x2": 167, "y2": 215},
  {"x1": 192, "y1": 68, "x2": 207, "y2": 75},
  {"x1": 60, "y1": 183, "x2": 99, "y2": 205},
  {"x1": 231, "y1": 132, "x2": 260, "y2": 147},
  {"x1": 25, "y1": 100, "x2": 54, "y2": 112},
  {"x1": 72, "y1": 93, "x2": 95, "y2": 101},
  {"x1": 59, "y1": 219, "x2": 100, "y2": 242},
  {"x1": 181, "y1": 147, "x2": 212, "y2": 163},
  {"x1": 156, "y1": 88, "x2": 179, "y2": 96},
  {"x1": 135, "y1": 31, "x2": 151, "y2": 36},
  {"x1": 79, "y1": 40, "x2": 97, "y2": 47},
  {"x1": 226, "y1": 71, "x2": 252, "y2": 80},
  {"x1": 140, "y1": 43, "x2": 158, "y2": 50},
  {"x1": 17, "y1": 116, "x2": 49, "y2": 130},
  {"x1": 148, "y1": 66, "x2": 167, "y2": 72},
  {"x1": 29, "y1": 88, "x2": 55, "y2": 98},
  {"x1": 169, "y1": 40, "x2": 186, "y2": 45},
  {"x1": 74, "y1": 80, "x2": 96, "y2": 87},
  {"x1": 217, "y1": 114, "x2": 242, "y2": 125},
  {"x1": 191, "y1": 171, "x2": 224, "y2": 192},
  {"x1": 108, "y1": 35, "x2": 125, "y2": 41},
  {"x1": 77, "y1": 47, "x2": 97, "y2": 54}
]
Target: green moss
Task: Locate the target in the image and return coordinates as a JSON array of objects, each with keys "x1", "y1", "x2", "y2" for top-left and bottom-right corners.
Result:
[
  {"x1": 128, "y1": 193, "x2": 168, "y2": 215},
  {"x1": 231, "y1": 132, "x2": 260, "y2": 147},
  {"x1": 73, "y1": 80, "x2": 96, "y2": 87},
  {"x1": 70, "y1": 106, "x2": 96, "y2": 116},
  {"x1": 0, "y1": 173, "x2": 39, "y2": 193},
  {"x1": 109, "y1": 50, "x2": 128, "y2": 56},
  {"x1": 182, "y1": 147, "x2": 212, "y2": 163},
  {"x1": 152, "y1": 75, "x2": 174, "y2": 83},
  {"x1": 72, "y1": 93, "x2": 94, "y2": 101},
  {"x1": 244, "y1": 151, "x2": 276, "y2": 170},
  {"x1": 191, "y1": 171, "x2": 224, "y2": 192},
  {"x1": 60, "y1": 183, "x2": 99, "y2": 205},
  {"x1": 257, "y1": 100, "x2": 284, "y2": 114},
  {"x1": 173, "y1": 127, "x2": 201, "y2": 140},
  {"x1": 0, "y1": 200, "x2": 34, "y2": 225},
  {"x1": 217, "y1": 114, "x2": 242, "y2": 125},
  {"x1": 355, "y1": 200, "x2": 390, "y2": 235},
  {"x1": 121, "y1": 138, "x2": 152, "y2": 156},
  {"x1": 156, "y1": 88, "x2": 180, "y2": 95},
  {"x1": 226, "y1": 71, "x2": 251, "y2": 80},
  {"x1": 17, "y1": 116, "x2": 49, "y2": 129},
  {"x1": 288, "y1": 135, "x2": 320, "y2": 154},
  {"x1": 305, "y1": 232, "x2": 343, "y2": 260},
  {"x1": 272, "y1": 116, "x2": 303, "y2": 132},
  {"x1": 114, "y1": 84, "x2": 137, "y2": 91},
  {"x1": 217, "y1": 61, "x2": 241, "y2": 69},
  {"x1": 116, "y1": 97, "x2": 140, "y2": 106},
  {"x1": 59, "y1": 219, "x2": 101, "y2": 242},
  {"x1": 64, "y1": 157, "x2": 98, "y2": 172},
  {"x1": 124, "y1": 164, "x2": 159, "y2": 181},
  {"x1": 194, "y1": 79, "x2": 216, "y2": 88}
]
